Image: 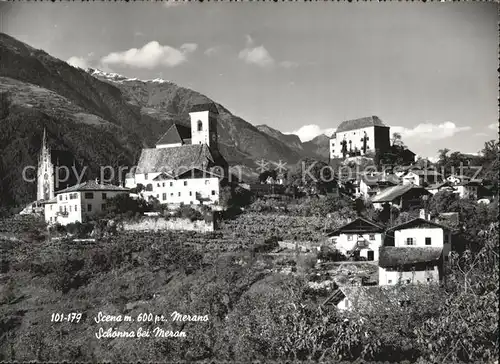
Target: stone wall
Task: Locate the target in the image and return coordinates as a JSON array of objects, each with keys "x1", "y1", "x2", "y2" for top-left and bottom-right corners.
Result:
[{"x1": 123, "y1": 217, "x2": 215, "y2": 233}]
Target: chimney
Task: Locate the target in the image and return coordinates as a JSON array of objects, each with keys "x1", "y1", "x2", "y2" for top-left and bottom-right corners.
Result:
[{"x1": 419, "y1": 208, "x2": 427, "y2": 220}]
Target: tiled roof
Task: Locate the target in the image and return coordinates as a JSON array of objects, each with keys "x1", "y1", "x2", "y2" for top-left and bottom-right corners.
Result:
[
  {"x1": 56, "y1": 181, "x2": 129, "y2": 194},
  {"x1": 379, "y1": 246, "x2": 443, "y2": 268},
  {"x1": 324, "y1": 285, "x2": 423, "y2": 311},
  {"x1": 156, "y1": 124, "x2": 191, "y2": 146},
  {"x1": 335, "y1": 116, "x2": 388, "y2": 133},
  {"x1": 327, "y1": 217, "x2": 384, "y2": 236},
  {"x1": 136, "y1": 144, "x2": 226, "y2": 175},
  {"x1": 370, "y1": 184, "x2": 429, "y2": 203},
  {"x1": 386, "y1": 217, "x2": 449, "y2": 233}
]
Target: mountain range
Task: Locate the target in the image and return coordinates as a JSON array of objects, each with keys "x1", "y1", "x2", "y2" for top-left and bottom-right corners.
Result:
[{"x1": 0, "y1": 32, "x2": 330, "y2": 207}]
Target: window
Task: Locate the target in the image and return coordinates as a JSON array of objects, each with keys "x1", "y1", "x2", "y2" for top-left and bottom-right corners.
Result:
[
  {"x1": 59, "y1": 195, "x2": 62, "y2": 201},
  {"x1": 65, "y1": 195, "x2": 68, "y2": 200},
  {"x1": 205, "y1": 180, "x2": 209, "y2": 185},
  {"x1": 388, "y1": 280, "x2": 392, "y2": 284},
  {"x1": 146, "y1": 184, "x2": 153, "y2": 191},
  {"x1": 197, "y1": 120, "x2": 203, "y2": 131},
  {"x1": 169, "y1": 182, "x2": 173, "y2": 187},
  {"x1": 162, "y1": 193, "x2": 166, "y2": 201},
  {"x1": 184, "y1": 181, "x2": 188, "y2": 186},
  {"x1": 69, "y1": 206, "x2": 72, "y2": 212},
  {"x1": 87, "y1": 204, "x2": 92, "y2": 212},
  {"x1": 84, "y1": 192, "x2": 94, "y2": 199},
  {"x1": 156, "y1": 194, "x2": 159, "y2": 199},
  {"x1": 101, "y1": 204, "x2": 106, "y2": 211},
  {"x1": 170, "y1": 193, "x2": 173, "y2": 197},
  {"x1": 189, "y1": 191, "x2": 192, "y2": 196},
  {"x1": 59, "y1": 206, "x2": 63, "y2": 213},
  {"x1": 369, "y1": 234, "x2": 375, "y2": 241},
  {"x1": 444, "y1": 256, "x2": 449, "y2": 262},
  {"x1": 162, "y1": 183, "x2": 165, "y2": 187},
  {"x1": 157, "y1": 183, "x2": 160, "y2": 187},
  {"x1": 102, "y1": 193, "x2": 107, "y2": 200},
  {"x1": 347, "y1": 235, "x2": 353, "y2": 241},
  {"x1": 75, "y1": 205, "x2": 77, "y2": 212},
  {"x1": 406, "y1": 237, "x2": 414, "y2": 246},
  {"x1": 144, "y1": 173, "x2": 148, "y2": 180},
  {"x1": 211, "y1": 190, "x2": 216, "y2": 195},
  {"x1": 190, "y1": 201, "x2": 193, "y2": 205},
  {"x1": 178, "y1": 192, "x2": 181, "y2": 197},
  {"x1": 425, "y1": 237, "x2": 432, "y2": 246}
]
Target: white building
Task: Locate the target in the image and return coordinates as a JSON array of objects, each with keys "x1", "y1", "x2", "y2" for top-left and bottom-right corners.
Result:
[
  {"x1": 401, "y1": 169, "x2": 443, "y2": 187},
  {"x1": 378, "y1": 218, "x2": 452, "y2": 286},
  {"x1": 125, "y1": 102, "x2": 228, "y2": 206},
  {"x1": 145, "y1": 168, "x2": 221, "y2": 206},
  {"x1": 329, "y1": 116, "x2": 391, "y2": 159},
  {"x1": 455, "y1": 180, "x2": 482, "y2": 199},
  {"x1": 327, "y1": 217, "x2": 385, "y2": 261},
  {"x1": 44, "y1": 181, "x2": 129, "y2": 225}
]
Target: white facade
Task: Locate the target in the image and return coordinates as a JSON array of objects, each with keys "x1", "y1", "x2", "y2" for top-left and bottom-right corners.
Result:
[
  {"x1": 143, "y1": 176, "x2": 220, "y2": 206},
  {"x1": 190, "y1": 110, "x2": 218, "y2": 148},
  {"x1": 393, "y1": 226, "x2": 451, "y2": 263},
  {"x1": 402, "y1": 172, "x2": 420, "y2": 186},
  {"x1": 45, "y1": 188, "x2": 129, "y2": 225},
  {"x1": 455, "y1": 184, "x2": 478, "y2": 199},
  {"x1": 379, "y1": 266, "x2": 440, "y2": 286},
  {"x1": 330, "y1": 127, "x2": 377, "y2": 159},
  {"x1": 331, "y1": 232, "x2": 383, "y2": 261}
]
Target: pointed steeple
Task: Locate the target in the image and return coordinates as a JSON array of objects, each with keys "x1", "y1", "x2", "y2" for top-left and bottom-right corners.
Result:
[{"x1": 41, "y1": 127, "x2": 48, "y2": 151}]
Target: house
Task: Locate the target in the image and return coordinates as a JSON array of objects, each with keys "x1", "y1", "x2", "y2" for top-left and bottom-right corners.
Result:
[
  {"x1": 44, "y1": 181, "x2": 129, "y2": 225},
  {"x1": 327, "y1": 217, "x2": 385, "y2": 261},
  {"x1": 401, "y1": 169, "x2": 443, "y2": 187},
  {"x1": 358, "y1": 173, "x2": 399, "y2": 198},
  {"x1": 324, "y1": 285, "x2": 424, "y2": 312},
  {"x1": 426, "y1": 180, "x2": 456, "y2": 195},
  {"x1": 125, "y1": 102, "x2": 229, "y2": 206},
  {"x1": 384, "y1": 218, "x2": 452, "y2": 255},
  {"x1": 378, "y1": 246, "x2": 443, "y2": 286},
  {"x1": 446, "y1": 174, "x2": 471, "y2": 185},
  {"x1": 455, "y1": 180, "x2": 482, "y2": 199},
  {"x1": 380, "y1": 218, "x2": 452, "y2": 285},
  {"x1": 329, "y1": 116, "x2": 391, "y2": 159},
  {"x1": 146, "y1": 168, "x2": 222, "y2": 206},
  {"x1": 370, "y1": 184, "x2": 431, "y2": 210}
]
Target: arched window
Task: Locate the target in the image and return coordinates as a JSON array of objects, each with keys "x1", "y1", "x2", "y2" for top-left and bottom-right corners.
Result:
[{"x1": 197, "y1": 120, "x2": 203, "y2": 131}]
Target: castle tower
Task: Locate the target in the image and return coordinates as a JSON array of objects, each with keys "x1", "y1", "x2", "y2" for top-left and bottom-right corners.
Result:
[
  {"x1": 189, "y1": 102, "x2": 219, "y2": 150},
  {"x1": 37, "y1": 128, "x2": 55, "y2": 201}
]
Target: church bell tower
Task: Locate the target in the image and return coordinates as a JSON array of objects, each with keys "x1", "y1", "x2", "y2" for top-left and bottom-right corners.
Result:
[
  {"x1": 189, "y1": 103, "x2": 219, "y2": 150},
  {"x1": 37, "y1": 128, "x2": 55, "y2": 201}
]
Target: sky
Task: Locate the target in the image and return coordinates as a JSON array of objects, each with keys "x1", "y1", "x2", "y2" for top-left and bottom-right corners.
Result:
[{"x1": 1, "y1": 1, "x2": 498, "y2": 158}]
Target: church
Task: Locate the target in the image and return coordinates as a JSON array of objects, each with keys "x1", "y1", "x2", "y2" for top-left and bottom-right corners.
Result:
[
  {"x1": 329, "y1": 116, "x2": 391, "y2": 159},
  {"x1": 125, "y1": 102, "x2": 229, "y2": 206},
  {"x1": 37, "y1": 129, "x2": 79, "y2": 201}
]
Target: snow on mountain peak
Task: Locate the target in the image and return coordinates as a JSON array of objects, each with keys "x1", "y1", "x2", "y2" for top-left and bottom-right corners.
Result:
[{"x1": 87, "y1": 68, "x2": 172, "y2": 85}]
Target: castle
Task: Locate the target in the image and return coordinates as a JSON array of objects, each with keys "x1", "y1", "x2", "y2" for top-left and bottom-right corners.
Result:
[
  {"x1": 329, "y1": 116, "x2": 391, "y2": 159},
  {"x1": 125, "y1": 102, "x2": 228, "y2": 206}
]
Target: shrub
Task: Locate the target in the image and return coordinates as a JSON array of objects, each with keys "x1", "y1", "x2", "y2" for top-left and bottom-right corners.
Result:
[
  {"x1": 179, "y1": 206, "x2": 203, "y2": 222},
  {"x1": 317, "y1": 245, "x2": 346, "y2": 262}
]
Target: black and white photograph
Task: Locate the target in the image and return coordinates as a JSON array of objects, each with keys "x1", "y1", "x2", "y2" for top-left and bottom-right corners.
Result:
[{"x1": 0, "y1": 1, "x2": 498, "y2": 362}]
